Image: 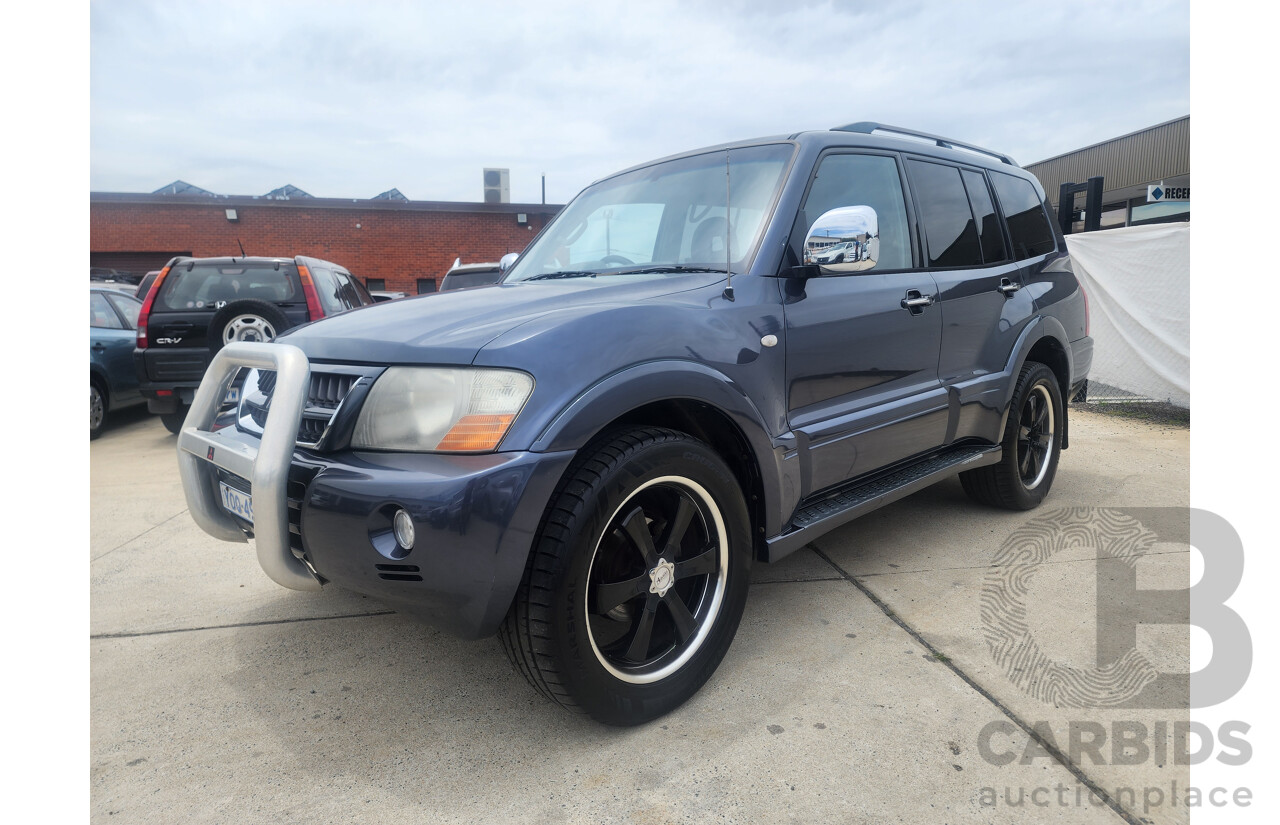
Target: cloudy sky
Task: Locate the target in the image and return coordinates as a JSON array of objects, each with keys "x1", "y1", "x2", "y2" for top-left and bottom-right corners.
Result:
[{"x1": 90, "y1": 0, "x2": 1189, "y2": 205}]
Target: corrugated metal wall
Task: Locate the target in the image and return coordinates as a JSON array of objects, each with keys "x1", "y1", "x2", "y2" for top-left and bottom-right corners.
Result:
[{"x1": 1026, "y1": 116, "x2": 1189, "y2": 205}]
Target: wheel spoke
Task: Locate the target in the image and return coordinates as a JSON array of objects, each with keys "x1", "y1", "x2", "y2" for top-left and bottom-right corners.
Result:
[
  {"x1": 624, "y1": 597, "x2": 659, "y2": 662},
  {"x1": 1019, "y1": 444, "x2": 1033, "y2": 477},
  {"x1": 592, "y1": 574, "x2": 651, "y2": 614},
  {"x1": 1034, "y1": 396, "x2": 1049, "y2": 430},
  {"x1": 658, "y1": 495, "x2": 696, "y2": 556},
  {"x1": 664, "y1": 593, "x2": 698, "y2": 643},
  {"x1": 619, "y1": 506, "x2": 660, "y2": 566},
  {"x1": 673, "y1": 544, "x2": 717, "y2": 580}
]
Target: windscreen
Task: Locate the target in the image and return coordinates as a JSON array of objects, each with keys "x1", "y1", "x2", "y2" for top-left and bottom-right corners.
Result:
[{"x1": 505, "y1": 143, "x2": 794, "y2": 282}]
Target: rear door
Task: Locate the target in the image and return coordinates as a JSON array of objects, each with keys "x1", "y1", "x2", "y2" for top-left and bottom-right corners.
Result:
[
  {"x1": 91, "y1": 291, "x2": 140, "y2": 400},
  {"x1": 783, "y1": 151, "x2": 946, "y2": 495},
  {"x1": 904, "y1": 158, "x2": 1033, "y2": 443}
]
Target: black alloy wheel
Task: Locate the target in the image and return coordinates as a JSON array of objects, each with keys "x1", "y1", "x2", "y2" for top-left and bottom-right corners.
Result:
[
  {"x1": 585, "y1": 478, "x2": 727, "y2": 683},
  {"x1": 959, "y1": 360, "x2": 1063, "y2": 510},
  {"x1": 500, "y1": 427, "x2": 751, "y2": 725}
]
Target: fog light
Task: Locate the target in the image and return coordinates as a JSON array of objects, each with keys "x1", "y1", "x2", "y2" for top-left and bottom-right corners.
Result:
[{"x1": 393, "y1": 509, "x2": 415, "y2": 550}]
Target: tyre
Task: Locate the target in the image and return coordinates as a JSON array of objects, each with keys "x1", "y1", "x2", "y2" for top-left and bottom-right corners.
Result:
[
  {"x1": 90, "y1": 379, "x2": 107, "y2": 440},
  {"x1": 161, "y1": 405, "x2": 188, "y2": 435},
  {"x1": 207, "y1": 299, "x2": 291, "y2": 353},
  {"x1": 960, "y1": 361, "x2": 1063, "y2": 510},
  {"x1": 500, "y1": 427, "x2": 752, "y2": 726}
]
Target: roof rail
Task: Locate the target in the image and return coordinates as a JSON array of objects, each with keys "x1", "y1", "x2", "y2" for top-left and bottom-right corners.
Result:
[{"x1": 832, "y1": 122, "x2": 1017, "y2": 166}]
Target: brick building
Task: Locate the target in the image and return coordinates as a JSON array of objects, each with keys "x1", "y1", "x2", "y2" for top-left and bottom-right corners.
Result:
[{"x1": 90, "y1": 190, "x2": 563, "y2": 294}]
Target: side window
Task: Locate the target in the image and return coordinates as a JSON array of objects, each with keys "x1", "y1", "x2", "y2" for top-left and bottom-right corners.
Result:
[
  {"x1": 105, "y1": 293, "x2": 141, "y2": 329},
  {"x1": 801, "y1": 153, "x2": 912, "y2": 270},
  {"x1": 332, "y1": 271, "x2": 361, "y2": 310},
  {"x1": 906, "y1": 159, "x2": 983, "y2": 268},
  {"x1": 90, "y1": 292, "x2": 124, "y2": 329},
  {"x1": 990, "y1": 172, "x2": 1056, "y2": 260},
  {"x1": 961, "y1": 170, "x2": 1009, "y2": 264},
  {"x1": 310, "y1": 267, "x2": 346, "y2": 315},
  {"x1": 348, "y1": 275, "x2": 374, "y2": 306}
]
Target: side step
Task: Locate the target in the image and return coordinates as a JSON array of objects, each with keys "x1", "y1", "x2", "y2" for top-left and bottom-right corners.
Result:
[{"x1": 764, "y1": 445, "x2": 1002, "y2": 563}]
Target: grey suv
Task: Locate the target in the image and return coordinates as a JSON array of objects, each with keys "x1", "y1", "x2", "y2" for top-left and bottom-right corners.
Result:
[{"x1": 174, "y1": 123, "x2": 1092, "y2": 725}]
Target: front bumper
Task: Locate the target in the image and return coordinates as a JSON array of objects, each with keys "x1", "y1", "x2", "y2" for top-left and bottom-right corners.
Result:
[{"x1": 176, "y1": 342, "x2": 574, "y2": 639}]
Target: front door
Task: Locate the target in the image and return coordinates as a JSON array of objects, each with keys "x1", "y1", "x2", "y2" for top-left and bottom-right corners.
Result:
[{"x1": 782, "y1": 151, "x2": 946, "y2": 496}]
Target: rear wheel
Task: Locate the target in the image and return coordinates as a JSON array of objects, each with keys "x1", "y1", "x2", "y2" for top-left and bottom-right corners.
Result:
[
  {"x1": 960, "y1": 361, "x2": 1063, "y2": 510},
  {"x1": 500, "y1": 427, "x2": 752, "y2": 725},
  {"x1": 160, "y1": 405, "x2": 188, "y2": 435}
]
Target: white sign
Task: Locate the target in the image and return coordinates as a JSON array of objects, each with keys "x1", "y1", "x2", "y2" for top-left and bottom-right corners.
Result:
[{"x1": 1148, "y1": 184, "x2": 1190, "y2": 202}]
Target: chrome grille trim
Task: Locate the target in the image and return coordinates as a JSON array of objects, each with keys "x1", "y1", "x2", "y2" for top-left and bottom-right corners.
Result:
[{"x1": 238, "y1": 365, "x2": 377, "y2": 448}]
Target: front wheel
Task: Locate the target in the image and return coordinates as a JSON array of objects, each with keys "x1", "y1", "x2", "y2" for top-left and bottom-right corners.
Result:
[
  {"x1": 500, "y1": 428, "x2": 752, "y2": 725},
  {"x1": 960, "y1": 361, "x2": 1063, "y2": 510}
]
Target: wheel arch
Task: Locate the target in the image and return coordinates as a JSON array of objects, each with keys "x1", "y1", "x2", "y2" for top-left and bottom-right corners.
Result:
[
  {"x1": 1002, "y1": 316, "x2": 1074, "y2": 449},
  {"x1": 529, "y1": 362, "x2": 784, "y2": 556},
  {"x1": 90, "y1": 365, "x2": 111, "y2": 406}
]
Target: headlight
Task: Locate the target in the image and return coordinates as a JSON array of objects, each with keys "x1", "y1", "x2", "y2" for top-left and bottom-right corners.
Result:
[{"x1": 351, "y1": 367, "x2": 534, "y2": 452}]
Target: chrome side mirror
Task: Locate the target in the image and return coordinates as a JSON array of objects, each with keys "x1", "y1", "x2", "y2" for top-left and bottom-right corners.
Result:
[
  {"x1": 804, "y1": 206, "x2": 879, "y2": 273},
  {"x1": 499, "y1": 252, "x2": 519, "y2": 273}
]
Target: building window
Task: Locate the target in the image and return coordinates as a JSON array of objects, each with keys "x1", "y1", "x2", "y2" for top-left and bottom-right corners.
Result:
[
  {"x1": 365, "y1": 278, "x2": 386, "y2": 291},
  {"x1": 1129, "y1": 199, "x2": 1190, "y2": 226},
  {"x1": 417, "y1": 278, "x2": 437, "y2": 294}
]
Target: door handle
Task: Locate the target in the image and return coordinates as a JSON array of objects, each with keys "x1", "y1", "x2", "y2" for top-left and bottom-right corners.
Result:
[
  {"x1": 998, "y1": 278, "x2": 1021, "y2": 296},
  {"x1": 901, "y1": 289, "x2": 934, "y2": 313}
]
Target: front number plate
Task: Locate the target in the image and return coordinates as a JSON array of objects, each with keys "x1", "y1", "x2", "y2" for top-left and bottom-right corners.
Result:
[{"x1": 219, "y1": 482, "x2": 254, "y2": 523}]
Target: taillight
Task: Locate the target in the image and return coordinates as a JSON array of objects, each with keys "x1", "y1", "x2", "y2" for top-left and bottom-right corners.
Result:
[
  {"x1": 297, "y1": 264, "x2": 324, "y2": 321},
  {"x1": 136, "y1": 265, "x2": 171, "y2": 349}
]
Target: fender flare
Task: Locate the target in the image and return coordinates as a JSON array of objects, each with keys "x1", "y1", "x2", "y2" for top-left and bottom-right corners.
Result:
[
  {"x1": 530, "y1": 360, "x2": 789, "y2": 538},
  {"x1": 999, "y1": 315, "x2": 1075, "y2": 446},
  {"x1": 1001, "y1": 315, "x2": 1073, "y2": 407}
]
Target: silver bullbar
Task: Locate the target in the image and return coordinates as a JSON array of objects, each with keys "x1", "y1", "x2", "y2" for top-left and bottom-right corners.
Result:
[{"x1": 175, "y1": 341, "x2": 323, "y2": 591}]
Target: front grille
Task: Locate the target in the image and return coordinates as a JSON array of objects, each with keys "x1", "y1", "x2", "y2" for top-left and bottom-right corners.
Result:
[
  {"x1": 239, "y1": 367, "x2": 373, "y2": 448},
  {"x1": 216, "y1": 469, "x2": 311, "y2": 555}
]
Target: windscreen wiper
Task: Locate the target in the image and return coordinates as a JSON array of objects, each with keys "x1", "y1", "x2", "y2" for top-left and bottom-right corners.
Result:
[
  {"x1": 611, "y1": 265, "x2": 725, "y2": 275},
  {"x1": 524, "y1": 270, "x2": 598, "y2": 281}
]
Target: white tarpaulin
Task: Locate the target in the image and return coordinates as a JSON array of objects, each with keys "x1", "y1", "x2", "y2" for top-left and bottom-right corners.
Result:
[{"x1": 1064, "y1": 223, "x2": 1190, "y2": 408}]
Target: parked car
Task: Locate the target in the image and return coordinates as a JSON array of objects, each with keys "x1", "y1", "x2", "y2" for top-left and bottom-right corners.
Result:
[
  {"x1": 135, "y1": 270, "x2": 162, "y2": 301},
  {"x1": 91, "y1": 286, "x2": 146, "y2": 438},
  {"x1": 174, "y1": 123, "x2": 1092, "y2": 725},
  {"x1": 440, "y1": 261, "x2": 503, "y2": 291},
  {"x1": 91, "y1": 267, "x2": 141, "y2": 285},
  {"x1": 369, "y1": 290, "x2": 408, "y2": 302},
  {"x1": 134, "y1": 255, "x2": 375, "y2": 434},
  {"x1": 812, "y1": 240, "x2": 862, "y2": 264}
]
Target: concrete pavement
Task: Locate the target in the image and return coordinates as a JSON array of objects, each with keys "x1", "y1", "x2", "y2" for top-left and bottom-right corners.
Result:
[{"x1": 91, "y1": 405, "x2": 1190, "y2": 823}]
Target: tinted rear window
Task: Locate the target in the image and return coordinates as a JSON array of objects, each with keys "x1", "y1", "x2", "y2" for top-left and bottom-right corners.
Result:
[
  {"x1": 158, "y1": 264, "x2": 300, "y2": 311},
  {"x1": 907, "y1": 159, "x2": 983, "y2": 268},
  {"x1": 990, "y1": 173, "x2": 1056, "y2": 260}
]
